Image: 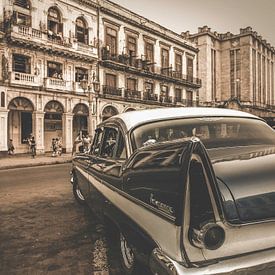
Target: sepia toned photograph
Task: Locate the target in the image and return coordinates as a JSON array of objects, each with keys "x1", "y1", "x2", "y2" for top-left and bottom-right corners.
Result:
[{"x1": 0, "y1": 0, "x2": 275, "y2": 274}]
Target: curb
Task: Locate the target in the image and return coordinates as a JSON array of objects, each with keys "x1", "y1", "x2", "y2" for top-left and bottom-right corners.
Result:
[{"x1": 0, "y1": 159, "x2": 72, "y2": 171}]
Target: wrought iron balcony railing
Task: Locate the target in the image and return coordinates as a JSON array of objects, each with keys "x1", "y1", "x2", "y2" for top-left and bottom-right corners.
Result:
[
  {"x1": 102, "y1": 85, "x2": 122, "y2": 97},
  {"x1": 143, "y1": 92, "x2": 158, "y2": 101},
  {"x1": 125, "y1": 89, "x2": 142, "y2": 100}
]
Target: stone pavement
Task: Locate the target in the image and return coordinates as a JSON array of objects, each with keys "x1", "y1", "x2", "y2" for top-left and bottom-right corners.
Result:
[{"x1": 0, "y1": 153, "x2": 72, "y2": 170}]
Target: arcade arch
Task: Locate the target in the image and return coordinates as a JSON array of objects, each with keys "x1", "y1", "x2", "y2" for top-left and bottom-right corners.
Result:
[{"x1": 44, "y1": 100, "x2": 64, "y2": 151}]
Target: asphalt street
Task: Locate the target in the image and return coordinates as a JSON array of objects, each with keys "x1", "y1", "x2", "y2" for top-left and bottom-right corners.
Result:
[{"x1": 0, "y1": 164, "x2": 110, "y2": 275}]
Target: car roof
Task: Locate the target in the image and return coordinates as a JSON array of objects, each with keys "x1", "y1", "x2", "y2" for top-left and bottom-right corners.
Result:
[{"x1": 104, "y1": 107, "x2": 260, "y2": 132}]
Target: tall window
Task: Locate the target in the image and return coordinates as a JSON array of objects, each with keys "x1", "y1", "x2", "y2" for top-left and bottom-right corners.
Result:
[
  {"x1": 106, "y1": 27, "x2": 117, "y2": 55},
  {"x1": 252, "y1": 49, "x2": 257, "y2": 104},
  {"x1": 13, "y1": 11, "x2": 31, "y2": 26},
  {"x1": 186, "y1": 57, "x2": 194, "y2": 81},
  {"x1": 127, "y1": 78, "x2": 137, "y2": 91},
  {"x1": 272, "y1": 62, "x2": 274, "y2": 105},
  {"x1": 47, "y1": 61, "x2": 62, "y2": 78},
  {"x1": 230, "y1": 49, "x2": 241, "y2": 98},
  {"x1": 145, "y1": 41, "x2": 154, "y2": 72},
  {"x1": 160, "y1": 85, "x2": 169, "y2": 102},
  {"x1": 76, "y1": 17, "x2": 88, "y2": 44},
  {"x1": 267, "y1": 59, "x2": 270, "y2": 105},
  {"x1": 175, "y1": 53, "x2": 182, "y2": 75},
  {"x1": 258, "y1": 53, "x2": 262, "y2": 103},
  {"x1": 105, "y1": 74, "x2": 116, "y2": 88},
  {"x1": 75, "y1": 67, "x2": 88, "y2": 82},
  {"x1": 12, "y1": 54, "x2": 31, "y2": 74},
  {"x1": 175, "y1": 88, "x2": 182, "y2": 103},
  {"x1": 1, "y1": 92, "x2": 5, "y2": 107},
  {"x1": 161, "y1": 48, "x2": 169, "y2": 75},
  {"x1": 186, "y1": 91, "x2": 193, "y2": 106},
  {"x1": 127, "y1": 36, "x2": 137, "y2": 56},
  {"x1": 47, "y1": 7, "x2": 62, "y2": 35},
  {"x1": 211, "y1": 49, "x2": 216, "y2": 101},
  {"x1": 262, "y1": 56, "x2": 266, "y2": 104}
]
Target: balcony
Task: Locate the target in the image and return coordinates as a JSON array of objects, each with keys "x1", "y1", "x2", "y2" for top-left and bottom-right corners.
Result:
[
  {"x1": 101, "y1": 47, "x2": 201, "y2": 88},
  {"x1": 159, "y1": 95, "x2": 173, "y2": 104},
  {"x1": 9, "y1": 71, "x2": 40, "y2": 87},
  {"x1": 102, "y1": 85, "x2": 122, "y2": 97},
  {"x1": 143, "y1": 92, "x2": 158, "y2": 102},
  {"x1": 44, "y1": 77, "x2": 72, "y2": 92},
  {"x1": 8, "y1": 25, "x2": 97, "y2": 59},
  {"x1": 72, "y1": 41, "x2": 97, "y2": 56},
  {"x1": 125, "y1": 89, "x2": 142, "y2": 100}
]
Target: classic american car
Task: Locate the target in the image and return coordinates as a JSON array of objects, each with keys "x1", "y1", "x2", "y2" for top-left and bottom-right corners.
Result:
[{"x1": 71, "y1": 107, "x2": 275, "y2": 274}]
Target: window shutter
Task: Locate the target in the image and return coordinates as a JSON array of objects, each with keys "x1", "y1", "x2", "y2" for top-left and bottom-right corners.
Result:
[
  {"x1": 84, "y1": 28, "x2": 89, "y2": 44},
  {"x1": 26, "y1": 57, "x2": 31, "y2": 74},
  {"x1": 58, "y1": 23, "x2": 63, "y2": 34},
  {"x1": 26, "y1": 15, "x2": 31, "y2": 26},
  {"x1": 12, "y1": 11, "x2": 18, "y2": 24}
]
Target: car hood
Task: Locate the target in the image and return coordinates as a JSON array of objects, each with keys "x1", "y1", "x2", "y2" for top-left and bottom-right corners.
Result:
[{"x1": 208, "y1": 145, "x2": 275, "y2": 223}]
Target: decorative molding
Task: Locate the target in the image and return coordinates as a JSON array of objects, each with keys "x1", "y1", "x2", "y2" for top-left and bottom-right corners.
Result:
[
  {"x1": 173, "y1": 46, "x2": 184, "y2": 54},
  {"x1": 143, "y1": 34, "x2": 157, "y2": 43},
  {"x1": 159, "y1": 41, "x2": 171, "y2": 49},
  {"x1": 124, "y1": 27, "x2": 139, "y2": 37},
  {"x1": 102, "y1": 18, "x2": 121, "y2": 29}
]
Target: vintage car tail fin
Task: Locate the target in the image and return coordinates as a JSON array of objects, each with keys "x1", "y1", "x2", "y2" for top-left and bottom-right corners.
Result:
[{"x1": 123, "y1": 137, "x2": 222, "y2": 226}]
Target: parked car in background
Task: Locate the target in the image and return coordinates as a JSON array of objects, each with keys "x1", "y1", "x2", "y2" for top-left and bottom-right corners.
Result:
[{"x1": 71, "y1": 107, "x2": 275, "y2": 274}]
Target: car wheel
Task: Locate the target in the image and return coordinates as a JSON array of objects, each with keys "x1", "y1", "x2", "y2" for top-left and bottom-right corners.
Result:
[
  {"x1": 119, "y1": 232, "x2": 136, "y2": 274},
  {"x1": 71, "y1": 174, "x2": 86, "y2": 205}
]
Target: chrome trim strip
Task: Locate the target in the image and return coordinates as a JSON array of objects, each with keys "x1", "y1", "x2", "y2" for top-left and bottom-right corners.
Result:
[
  {"x1": 151, "y1": 247, "x2": 275, "y2": 275},
  {"x1": 75, "y1": 165, "x2": 183, "y2": 261}
]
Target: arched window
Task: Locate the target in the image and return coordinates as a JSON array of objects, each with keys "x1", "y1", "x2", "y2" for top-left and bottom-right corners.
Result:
[
  {"x1": 102, "y1": 106, "x2": 118, "y2": 121},
  {"x1": 75, "y1": 17, "x2": 88, "y2": 44},
  {"x1": 47, "y1": 7, "x2": 62, "y2": 35},
  {"x1": 1, "y1": 92, "x2": 5, "y2": 107},
  {"x1": 14, "y1": 0, "x2": 30, "y2": 9}
]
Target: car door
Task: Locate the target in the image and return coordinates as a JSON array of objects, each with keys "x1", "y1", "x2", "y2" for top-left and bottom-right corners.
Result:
[{"x1": 87, "y1": 125, "x2": 126, "y2": 220}]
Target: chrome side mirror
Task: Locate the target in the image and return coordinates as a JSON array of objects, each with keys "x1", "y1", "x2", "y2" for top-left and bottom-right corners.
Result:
[{"x1": 191, "y1": 223, "x2": 225, "y2": 250}]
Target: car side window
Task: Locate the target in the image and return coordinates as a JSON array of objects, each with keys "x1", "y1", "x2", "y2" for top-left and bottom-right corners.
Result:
[
  {"x1": 100, "y1": 128, "x2": 118, "y2": 158},
  {"x1": 115, "y1": 132, "x2": 126, "y2": 160},
  {"x1": 91, "y1": 128, "x2": 103, "y2": 156}
]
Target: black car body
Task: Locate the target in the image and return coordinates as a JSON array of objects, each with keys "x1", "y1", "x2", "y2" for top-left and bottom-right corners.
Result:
[{"x1": 71, "y1": 107, "x2": 275, "y2": 274}]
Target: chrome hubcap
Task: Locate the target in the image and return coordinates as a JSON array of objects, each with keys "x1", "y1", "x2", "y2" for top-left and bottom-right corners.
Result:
[
  {"x1": 120, "y1": 233, "x2": 134, "y2": 269},
  {"x1": 76, "y1": 185, "x2": 85, "y2": 201}
]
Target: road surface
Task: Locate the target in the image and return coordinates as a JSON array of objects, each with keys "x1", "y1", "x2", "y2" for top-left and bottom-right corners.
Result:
[{"x1": 0, "y1": 164, "x2": 110, "y2": 275}]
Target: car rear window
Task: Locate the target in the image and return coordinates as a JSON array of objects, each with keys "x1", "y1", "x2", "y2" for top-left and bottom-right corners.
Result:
[{"x1": 132, "y1": 117, "x2": 275, "y2": 150}]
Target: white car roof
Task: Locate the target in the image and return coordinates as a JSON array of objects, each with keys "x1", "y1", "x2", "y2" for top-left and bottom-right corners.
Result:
[{"x1": 110, "y1": 107, "x2": 260, "y2": 131}]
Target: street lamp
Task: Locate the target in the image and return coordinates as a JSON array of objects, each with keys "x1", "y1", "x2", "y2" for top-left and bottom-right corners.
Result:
[{"x1": 80, "y1": 77, "x2": 100, "y2": 135}]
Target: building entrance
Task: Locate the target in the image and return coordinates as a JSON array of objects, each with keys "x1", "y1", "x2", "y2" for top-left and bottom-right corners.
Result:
[
  {"x1": 44, "y1": 100, "x2": 63, "y2": 152},
  {"x1": 8, "y1": 97, "x2": 34, "y2": 153}
]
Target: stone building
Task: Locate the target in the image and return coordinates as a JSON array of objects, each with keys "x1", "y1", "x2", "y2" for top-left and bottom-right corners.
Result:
[
  {"x1": 182, "y1": 26, "x2": 275, "y2": 126},
  {"x1": 0, "y1": 0, "x2": 200, "y2": 155}
]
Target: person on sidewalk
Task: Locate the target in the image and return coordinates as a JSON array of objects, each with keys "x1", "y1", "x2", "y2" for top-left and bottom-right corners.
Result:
[
  {"x1": 51, "y1": 138, "x2": 57, "y2": 157},
  {"x1": 7, "y1": 139, "x2": 15, "y2": 155},
  {"x1": 56, "y1": 138, "x2": 63, "y2": 156},
  {"x1": 30, "y1": 136, "x2": 36, "y2": 158}
]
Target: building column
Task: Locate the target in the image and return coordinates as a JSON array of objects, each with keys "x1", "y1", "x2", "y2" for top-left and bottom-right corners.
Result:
[
  {"x1": 0, "y1": 109, "x2": 8, "y2": 153},
  {"x1": 32, "y1": 111, "x2": 45, "y2": 154},
  {"x1": 62, "y1": 112, "x2": 73, "y2": 153}
]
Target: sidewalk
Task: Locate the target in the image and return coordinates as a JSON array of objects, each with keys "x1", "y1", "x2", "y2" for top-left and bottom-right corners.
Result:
[{"x1": 0, "y1": 153, "x2": 72, "y2": 170}]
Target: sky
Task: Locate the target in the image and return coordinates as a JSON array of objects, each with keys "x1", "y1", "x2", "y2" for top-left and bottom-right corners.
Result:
[{"x1": 111, "y1": 0, "x2": 275, "y2": 46}]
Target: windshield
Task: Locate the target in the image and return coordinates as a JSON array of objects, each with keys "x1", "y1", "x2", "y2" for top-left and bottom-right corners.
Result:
[{"x1": 132, "y1": 117, "x2": 275, "y2": 150}]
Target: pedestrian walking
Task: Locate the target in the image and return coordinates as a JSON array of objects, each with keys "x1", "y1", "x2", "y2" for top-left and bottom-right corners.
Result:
[
  {"x1": 51, "y1": 138, "x2": 57, "y2": 157},
  {"x1": 56, "y1": 138, "x2": 63, "y2": 156},
  {"x1": 8, "y1": 139, "x2": 15, "y2": 155},
  {"x1": 30, "y1": 136, "x2": 36, "y2": 158},
  {"x1": 83, "y1": 134, "x2": 91, "y2": 153}
]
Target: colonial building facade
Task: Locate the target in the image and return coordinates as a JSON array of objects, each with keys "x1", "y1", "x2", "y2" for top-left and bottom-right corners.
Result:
[
  {"x1": 0, "y1": 0, "x2": 200, "y2": 155},
  {"x1": 182, "y1": 26, "x2": 275, "y2": 126}
]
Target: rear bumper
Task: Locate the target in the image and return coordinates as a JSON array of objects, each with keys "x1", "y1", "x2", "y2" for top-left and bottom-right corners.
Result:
[{"x1": 150, "y1": 248, "x2": 275, "y2": 275}]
